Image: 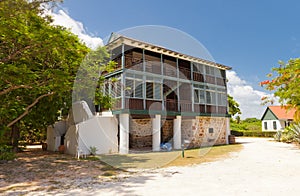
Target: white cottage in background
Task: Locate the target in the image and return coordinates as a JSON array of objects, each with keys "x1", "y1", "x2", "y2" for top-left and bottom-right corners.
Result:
[{"x1": 261, "y1": 106, "x2": 296, "y2": 132}]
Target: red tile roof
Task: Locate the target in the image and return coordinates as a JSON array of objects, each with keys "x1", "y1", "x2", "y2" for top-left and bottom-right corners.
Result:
[{"x1": 269, "y1": 106, "x2": 296, "y2": 120}]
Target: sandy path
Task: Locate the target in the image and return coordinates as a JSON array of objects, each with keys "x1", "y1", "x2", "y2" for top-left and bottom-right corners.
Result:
[
  {"x1": 21, "y1": 137, "x2": 300, "y2": 195},
  {"x1": 80, "y1": 137, "x2": 300, "y2": 196}
]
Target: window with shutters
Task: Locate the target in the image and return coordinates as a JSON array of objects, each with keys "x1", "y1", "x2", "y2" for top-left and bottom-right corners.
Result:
[
  {"x1": 146, "y1": 82, "x2": 162, "y2": 100},
  {"x1": 273, "y1": 121, "x2": 277, "y2": 130},
  {"x1": 264, "y1": 122, "x2": 268, "y2": 130},
  {"x1": 125, "y1": 74, "x2": 144, "y2": 98}
]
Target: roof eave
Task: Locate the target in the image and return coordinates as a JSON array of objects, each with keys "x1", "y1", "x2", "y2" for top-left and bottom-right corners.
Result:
[{"x1": 106, "y1": 35, "x2": 232, "y2": 71}]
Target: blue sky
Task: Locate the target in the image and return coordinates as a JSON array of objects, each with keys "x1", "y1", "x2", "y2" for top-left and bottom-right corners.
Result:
[{"x1": 50, "y1": 0, "x2": 300, "y2": 118}]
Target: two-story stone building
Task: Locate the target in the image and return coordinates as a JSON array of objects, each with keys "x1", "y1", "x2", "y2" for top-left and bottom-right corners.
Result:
[{"x1": 104, "y1": 33, "x2": 232, "y2": 154}]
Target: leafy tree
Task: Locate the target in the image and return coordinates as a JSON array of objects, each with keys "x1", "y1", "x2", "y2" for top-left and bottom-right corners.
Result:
[
  {"x1": 228, "y1": 94, "x2": 242, "y2": 117},
  {"x1": 243, "y1": 118, "x2": 260, "y2": 123},
  {"x1": 263, "y1": 59, "x2": 300, "y2": 121},
  {"x1": 72, "y1": 46, "x2": 117, "y2": 112},
  {"x1": 235, "y1": 116, "x2": 241, "y2": 124},
  {"x1": 0, "y1": 0, "x2": 90, "y2": 150}
]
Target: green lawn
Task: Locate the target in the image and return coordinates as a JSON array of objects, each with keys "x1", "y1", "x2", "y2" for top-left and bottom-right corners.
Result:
[{"x1": 97, "y1": 144, "x2": 243, "y2": 170}]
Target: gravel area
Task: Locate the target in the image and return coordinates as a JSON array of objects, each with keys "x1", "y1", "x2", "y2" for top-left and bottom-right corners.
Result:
[
  {"x1": 81, "y1": 137, "x2": 300, "y2": 196},
  {"x1": 2, "y1": 137, "x2": 300, "y2": 195}
]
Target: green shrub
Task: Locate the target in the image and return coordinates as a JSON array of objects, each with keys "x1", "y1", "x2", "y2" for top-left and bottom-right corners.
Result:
[
  {"x1": 243, "y1": 118, "x2": 260, "y2": 123},
  {"x1": 280, "y1": 131, "x2": 294, "y2": 143},
  {"x1": 0, "y1": 145, "x2": 16, "y2": 161},
  {"x1": 231, "y1": 130, "x2": 244, "y2": 136},
  {"x1": 89, "y1": 146, "x2": 98, "y2": 155},
  {"x1": 242, "y1": 131, "x2": 276, "y2": 137},
  {"x1": 281, "y1": 123, "x2": 300, "y2": 143}
]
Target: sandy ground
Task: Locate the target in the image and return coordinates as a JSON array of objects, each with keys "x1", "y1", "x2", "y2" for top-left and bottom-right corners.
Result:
[
  {"x1": 2, "y1": 137, "x2": 300, "y2": 195},
  {"x1": 67, "y1": 137, "x2": 300, "y2": 196}
]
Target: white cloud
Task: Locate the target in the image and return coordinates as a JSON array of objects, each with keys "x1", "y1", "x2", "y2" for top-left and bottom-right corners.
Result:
[
  {"x1": 47, "y1": 9, "x2": 103, "y2": 49},
  {"x1": 227, "y1": 71, "x2": 277, "y2": 119}
]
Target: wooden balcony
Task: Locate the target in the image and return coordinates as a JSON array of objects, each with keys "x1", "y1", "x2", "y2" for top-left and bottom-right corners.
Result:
[
  {"x1": 216, "y1": 77, "x2": 226, "y2": 86},
  {"x1": 165, "y1": 99, "x2": 178, "y2": 112},
  {"x1": 163, "y1": 65, "x2": 177, "y2": 77},
  {"x1": 112, "y1": 98, "x2": 226, "y2": 115},
  {"x1": 206, "y1": 105, "x2": 217, "y2": 113},
  {"x1": 194, "y1": 104, "x2": 206, "y2": 113},
  {"x1": 193, "y1": 72, "x2": 204, "y2": 82},
  {"x1": 146, "y1": 100, "x2": 162, "y2": 110},
  {"x1": 205, "y1": 75, "x2": 216, "y2": 85},
  {"x1": 218, "y1": 106, "x2": 227, "y2": 114},
  {"x1": 179, "y1": 67, "x2": 191, "y2": 80},
  {"x1": 180, "y1": 100, "x2": 192, "y2": 112},
  {"x1": 125, "y1": 98, "x2": 144, "y2": 110},
  {"x1": 145, "y1": 61, "x2": 161, "y2": 74}
]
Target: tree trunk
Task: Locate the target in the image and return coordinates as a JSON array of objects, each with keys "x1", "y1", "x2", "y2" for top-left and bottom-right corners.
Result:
[{"x1": 11, "y1": 124, "x2": 20, "y2": 152}]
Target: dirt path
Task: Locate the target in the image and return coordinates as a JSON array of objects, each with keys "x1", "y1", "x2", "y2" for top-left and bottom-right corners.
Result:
[
  {"x1": 3, "y1": 138, "x2": 300, "y2": 195},
  {"x1": 82, "y1": 137, "x2": 300, "y2": 196}
]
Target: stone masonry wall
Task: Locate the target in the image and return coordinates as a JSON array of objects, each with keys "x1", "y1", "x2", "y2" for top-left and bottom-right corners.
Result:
[
  {"x1": 129, "y1": 116, "x2": 227, "y2": 149},
  {"x1": 161, "y1": 120, "x2": 173, "y2": 143},
  {"x1": 182, "y1": 116, "x2": 227, "y2": 148},
  {"x1": 129, "y1": 118, "x2": 152, "y2": 148}
]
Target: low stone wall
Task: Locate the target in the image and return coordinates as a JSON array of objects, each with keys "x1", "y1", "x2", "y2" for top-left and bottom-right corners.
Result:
[
  {"x1": 182, "y1": 116, "x2": 227, "y2": 148},
  {"x1": 129, "y1": 118, "x2": 152, "y2": 148}
]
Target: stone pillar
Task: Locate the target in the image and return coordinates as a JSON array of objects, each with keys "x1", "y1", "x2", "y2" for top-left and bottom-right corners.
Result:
[
  {"x1": 119, "y1": 113, "x2": 129, "y2": 154},
  {"x1": 226, "y1": 117, "x2": 230, "y2": 144},
  {"x1": 173, "y1": 116, "x2": 182, "y2": 149},
  {"x1": 152, "y1": 114, "x2": 161, "y2": 151}
]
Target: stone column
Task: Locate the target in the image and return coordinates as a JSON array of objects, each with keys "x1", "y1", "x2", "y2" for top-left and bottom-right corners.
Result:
[
  {"x1": 119, "y1": 113, "x2": 129, "y2": 154},
  {"x1": 173, "y1": 116, "x2": 182, "y2": 149},
  {"x1": 152, "y1": 114, "x2": 161, "y2": 151},
  {"x1": 226, "y1": 117, "x2": 230, "y2": 144}
]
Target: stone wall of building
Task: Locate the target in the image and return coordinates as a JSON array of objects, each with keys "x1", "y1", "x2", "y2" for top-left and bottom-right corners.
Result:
[
  {"x1": 182, "y1": 116, "x2": 227, "y2": 148},
  {"x1": 161, "y1": 120, "x2": 173, "y2": 143},
  {"x1": 129, "y1": 118, "x2": 152, "y2": 148},
  {"x1": 129, "y1": 116, "x2": 227, "y2": 149},
  {"x1": 181, "y1": 119, "x2": 195, "y2": 147}
]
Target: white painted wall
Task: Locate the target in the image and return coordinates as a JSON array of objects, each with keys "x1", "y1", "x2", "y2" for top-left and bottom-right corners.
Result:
[
  {"x1": 262, "y1": 120, "x2": 284, "y2": 132},
  {"x1": 46, "y1": 121, "x2": 66, "y2": 151},
  {"x1": 64, "y1": 116, "x2": 119, "y2": 155},
  {"x1": 64, "y1": 125, "x2": 78, "y2": 155},
  {"x1": 46, "y1": 126, "x2": 61, "y2": 151}
]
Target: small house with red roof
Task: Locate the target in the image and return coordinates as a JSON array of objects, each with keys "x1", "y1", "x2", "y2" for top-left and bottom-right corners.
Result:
[{"x1": 261, "y1": 106, "x2": 296, "y2": 132}]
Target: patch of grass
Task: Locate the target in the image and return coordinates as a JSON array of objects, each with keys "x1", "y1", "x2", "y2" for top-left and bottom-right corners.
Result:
[
  {"x1": 97, "y1": 144, "x2": 242, "y2": 169},
  {"x1": 85, "y1": 156, "x2": 100, "y2": 161},
  {"x1": 166, "y1": 144, "x2": 243, "y2": 167}
]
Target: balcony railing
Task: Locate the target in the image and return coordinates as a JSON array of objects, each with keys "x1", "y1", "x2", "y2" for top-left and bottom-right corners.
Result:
[
  {"x1": 194, "y1": 104, "x2": 205, "y2": 113},
  {"x1": 125, "y1": 98, "x2": 144, "y2": 110},
  {"x1": 165, "y1": 99, "x2": 178, "y2": 112},
  {"x1": 146, "y1": 100, "x2": 162, "y2": 110},
  {"x1": 112, "y1": 98, "x2": 226, "y2": 115},
  {"x1": 193, "y1": 72, "x2": 204, "y2": 82},
  {"x1": 179, "y1": 67, "x2": 191, "y2": 80}
]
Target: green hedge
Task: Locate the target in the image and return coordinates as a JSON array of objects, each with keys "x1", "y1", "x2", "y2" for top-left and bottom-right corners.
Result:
[
  {"x1": 231, "y1": 130, "x2": 276, "y2": 138},
  {"x1": 230, "y1": 130, "x2": 244, "y2": 136},
  {"x1": 242, "y1": 131, "x2": 277, "y2": 137}
]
